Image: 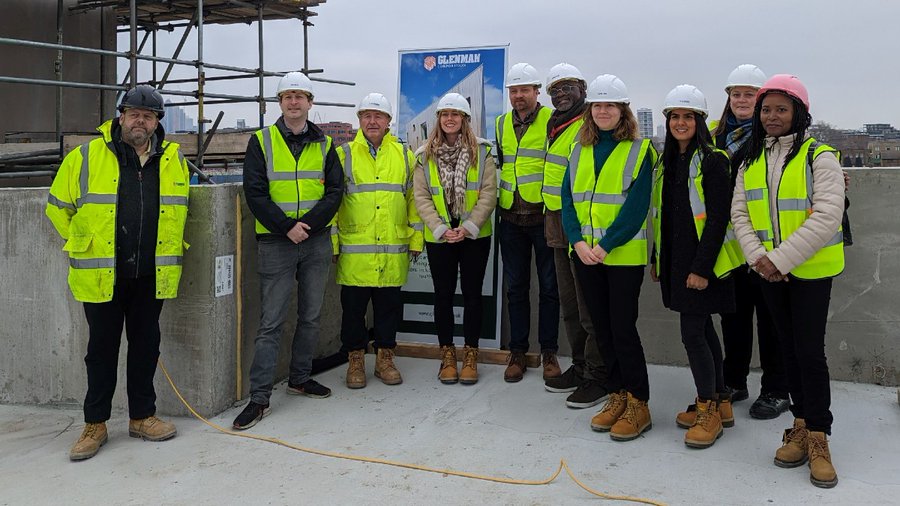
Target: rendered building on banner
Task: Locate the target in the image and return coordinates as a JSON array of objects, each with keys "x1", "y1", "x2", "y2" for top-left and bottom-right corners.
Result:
[{"x1": 405, "y1": 65, "x2": 485, "y2": 153}]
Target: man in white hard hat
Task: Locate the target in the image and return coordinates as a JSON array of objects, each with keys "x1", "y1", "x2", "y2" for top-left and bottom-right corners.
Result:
[
  {"x1": 234, "y1": 71, "x2": 343, "y2": 430},
  {"x1": 335, "y1": 93, "x2": 422, "y2": 389},
  {"x1": 495, "y1": 62, "x2": 561, "y2": 384}
]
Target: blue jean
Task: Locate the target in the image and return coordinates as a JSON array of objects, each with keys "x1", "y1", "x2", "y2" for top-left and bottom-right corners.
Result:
[
  {"x1": 248, "y1": 232, "x2": 332, "y2": 404},
  {"x1": 498, "y1": 219, "x2": 559, "y2": 353}
]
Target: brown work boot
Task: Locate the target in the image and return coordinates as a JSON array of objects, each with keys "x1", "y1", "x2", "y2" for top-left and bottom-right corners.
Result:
[
  {"x1": 542, "y1": 351, "x2": 561, "y2": 380},
  {"x1": 684, "y1": 399, "x2": 723, "y2": 449},
  {"x1": 459, "y1": 346, "x2": 479, "y2": 385},
  {"x1": 504, "y1": 351, "x2": 526, "y2": 383},
  {"x1": 69, "y1": 422, "x2": 108, "y2": 461},
  {"x1": 591, "y1": 390, "x2": 627, "y2": 432},
  {"x1": 610, "y1": 392, "x2": 652, "y2": 441},
  {"x1": 774, "y1": 418, "x2": 809, "y2": 468},
  {"x1": 808, "y1": 431, "x2": 838, "y2": 488},
  {"x1": 128, "y1": 415, "x2": 176, "y2": 441},
  {"x1": 676, "y1": 396, "x2": 735, "y2": 429},
  {"x1": 346, "y1": 350, "x2": 367, "y2": 389},
  {"x1": 438, "y1": 345, "x2": 458, "y2": 384},
  {"x1": 374, "y1": 348, "x2": 402, "y2": 385}
]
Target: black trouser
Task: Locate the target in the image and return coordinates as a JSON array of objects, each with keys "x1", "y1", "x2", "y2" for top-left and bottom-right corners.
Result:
[
  {"x1": 340, "y1": 285, "x2": 402, "y2": 353},
  {"x1": 425, "y1": 237, "x2": 492, "y2": 347},
  {"x1": 82, "y1": 275, "x2": 163, "y2": 423},
  {"x1": 759, "y1": 277, "x2": 834, "y2": 434},
  {"x1": 680, "y1": 313, "x2": 726, "y2": 400},
  {"x1": 720, "y1": 267, "x2": 787, "y2": 397},
  {"x1": 573, "y1": 258, "x2": 649, "y2": 401}
]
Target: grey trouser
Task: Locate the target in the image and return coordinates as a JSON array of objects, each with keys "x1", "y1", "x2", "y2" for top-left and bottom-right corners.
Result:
[{"x1": 554, "y1": 247, "x2": 606, "y2": 381}]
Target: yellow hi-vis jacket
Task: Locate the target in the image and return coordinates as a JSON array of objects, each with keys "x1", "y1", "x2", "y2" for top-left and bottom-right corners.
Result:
[
  {"x1": 421, "y1": 140, "x2": 494, "y2": 242},
  {"x1": 495, "y1": 107, "x2": 551, "y2": 208},
  {"x1": 45, "y1": 120, "x2": 190, "y2": 303},
  {"x1": 743, "y1": 138, "x2": 844, "y2": 279},
  {"x1": 651, "y1": 148, "x2": 745, "y2": 279},
  {"x1": 335, "y1": 130, "x2": 423, "y2": 287},
  {"x1": 568, "y1": 139, "x2": 655, "y2": 266},
  {"x1": 542, "y1": 117, "x2": 583, "y2": 211}
]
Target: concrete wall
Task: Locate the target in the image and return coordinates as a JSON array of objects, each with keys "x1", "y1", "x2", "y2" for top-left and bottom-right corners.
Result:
[{"x1": 1, "y1": 170, "x2": 897, "y2": 417}]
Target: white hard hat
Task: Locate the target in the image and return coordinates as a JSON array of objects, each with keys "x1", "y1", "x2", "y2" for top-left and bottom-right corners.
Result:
[
  {"x1": 663, "y1": 84, "x2": 709, "y2": 117},
  {"x1": 586, "y1": 74, "x2": 629, "y2": 104},
  {"x1": 726, "y1": 64, "x2": 767, "y2": 91},
  {"x1": 277, "y1": 71, "x2": 314, "y2": 98},
  {"x1": 546, "y1": 63, "x2": 585, "y2": 90},
  {"x1": 357, "y1": 92, "x2": 393, "y2": 118},
  {"x1": 436, "y1": 92, "x2": 471, "y2": 117},
  {"x1": 506, "y1": 62, "x2": 542, "y2": 88}
]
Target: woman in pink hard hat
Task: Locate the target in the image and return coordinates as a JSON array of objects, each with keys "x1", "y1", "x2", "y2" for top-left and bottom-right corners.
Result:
[{"x1": 731, "y1": 74, "x2": 845, "y2": 489}]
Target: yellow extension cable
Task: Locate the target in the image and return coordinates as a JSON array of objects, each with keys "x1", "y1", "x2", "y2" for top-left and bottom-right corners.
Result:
[{"x1": 159, "y1": 359, "x2": 666, "y2": 505}]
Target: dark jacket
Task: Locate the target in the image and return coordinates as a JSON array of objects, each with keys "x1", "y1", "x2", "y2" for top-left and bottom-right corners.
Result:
[
  {"x1": 657, "y1": 149, "x2": 735, "y2": 314},
  {"x1": 243, "y1": 117, "x2": 343, "y2": 238},
  {"x1": 110, "y1": 118, "x2": 165, "y2": 279}
]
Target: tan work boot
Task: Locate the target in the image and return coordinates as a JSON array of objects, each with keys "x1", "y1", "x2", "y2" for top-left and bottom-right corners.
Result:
[
  {"x1": 610, "y1": 392, "x2": 652, "y2": 441},
  {"x1": 684, "y1": 399, "x2": 723, "y2": 449},
  {"x1": 69, "y1": 422, "x2": 108, "y2": 461},
  {"x1": 676, "y1": 397, "x2": 735, "y2": 429},
  {"x1": 504, "y1": 351, "x2": 526, "y2": 383},
  {"x1": 774, "y1": 418, "x2": 809, "y2": 468},
  {"x1": 346, "y1": 350, "x2": 366, "y2": 389},
  {"x1": 128, "y1": 415, "x2": 176, "y2": 441},
  {"x1": 374, "y1": 348, "x2": 402, "y2": 385},
  {"x1": 808, "y1": 431, "x2": 838, "y2": 488},
  {"x1": 542, "y1": 351, "x2": 562, "y2": 380},
  {"x1": 591, "y1": 390, "x2": 627, "y2": 432},
  {"x1": 438, "y1": 345, "x2": 458, "y2": 384},
  {"x1": 459, "y1": 346, "x2": 479, "y2": 385}
]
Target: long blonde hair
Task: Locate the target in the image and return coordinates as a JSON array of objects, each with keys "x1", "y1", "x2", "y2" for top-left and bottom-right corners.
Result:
[
  {"x1": 577, "y1": 103, "x2": 639, "y2": 145},
  {"x1": 423, "y1": 113, "x2": 478, "y2": 164}
]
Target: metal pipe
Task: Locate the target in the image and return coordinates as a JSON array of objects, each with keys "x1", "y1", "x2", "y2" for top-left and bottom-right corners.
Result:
[
  {"x1": 197, "y1": 0, "x2": 205, "y2": 169},
  {"x1": 258, "y1": 3, "x2": 265, "y2": 129},
  {"x1": 152, "y1": 74, "x2": 260, "y2": 86},
  {"x1": 302, "y1": 8, "x2": 310, "y2": 74},
  {"x1": 0, "y1": 149, "x2": 60, "y2": 162},
  {"x1": 152, "y1": 28, "x2": 157, "y2": 84},
  {"x1": 157, "y1": 10, "x2": 197, "y2": 89},
  {"x1": 56, "y1": 0, "x2": 64, "y2": 143},
  {"x1": 117, "y1": 30, "x2": 152, "y2": 101},
  {"x1": 129, "y1": 0, "x2": 137, "y2": 86},
  {"x1": 0, "y1": 171, "x2": 57, "y2": 179},
  {"x1": 0, "y1": 75, "x2": 125, "y2": 92}
]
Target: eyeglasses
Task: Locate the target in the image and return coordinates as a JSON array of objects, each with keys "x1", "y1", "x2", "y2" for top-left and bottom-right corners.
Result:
[{"x1": 548, "y1": 84, "x2": 580, "y2": 97}]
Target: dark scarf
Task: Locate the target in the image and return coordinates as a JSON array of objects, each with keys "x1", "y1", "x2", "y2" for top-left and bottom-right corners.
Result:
[{"x1": 547, "y1": 101, "x2": 586, "y2": 142}]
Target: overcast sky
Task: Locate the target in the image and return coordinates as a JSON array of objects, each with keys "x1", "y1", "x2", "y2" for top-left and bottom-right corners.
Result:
[{"x1": 120, "y1": 0, "x2": 900, "y2": 132}]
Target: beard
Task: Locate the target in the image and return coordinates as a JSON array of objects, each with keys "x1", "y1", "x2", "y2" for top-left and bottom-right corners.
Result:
[{"x1": 121, "y1": 124, "x2": 152, "y2": 148}]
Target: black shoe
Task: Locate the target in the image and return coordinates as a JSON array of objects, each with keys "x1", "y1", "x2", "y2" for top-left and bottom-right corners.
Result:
[
  {"x1": 287, "y1": 379, "x2": 332, "y2": 399},
  {"x1": 725, "y1": 385, "x2": 750, "y2": 403},
  {"x1": 232, "y1": 401, "x2": 270, "y2": 430},
  {"x1": 749, "y1": 393, "x2": 790, "y2": 419},
  {"x1": 565, "y1": 379, "x2": 609, "y2": 409},
  {"x1": 544, "y1": 365, "x2": 581, "y2": 393}
]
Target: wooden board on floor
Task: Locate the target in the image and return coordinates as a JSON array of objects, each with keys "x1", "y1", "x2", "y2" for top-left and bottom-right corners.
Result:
[
  {"x1": 63, "y1": 132, "x2": 251, "y2": 158},
  {"x1": 386, "y1": 342, "x2": 541, "y2": 368}
]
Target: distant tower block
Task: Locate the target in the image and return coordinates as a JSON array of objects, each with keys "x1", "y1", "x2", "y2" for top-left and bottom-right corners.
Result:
[{"x1": 637, "y1": 108, "x2": 654, "y2": 140}]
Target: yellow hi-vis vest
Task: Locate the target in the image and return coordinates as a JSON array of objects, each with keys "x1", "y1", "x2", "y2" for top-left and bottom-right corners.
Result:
[
  {"x1": 495, "y1": 107, "x2": 552, "y2": 208},
  {"x1": 743, "y1": 138, "x2": 844, "y2": 279},
  {"x1": 45, "y1": 119, "x2": 190, "y2": 303},
  {"x1": 335, "y1": 131, "x2": 423, "y2": 287},
  {"x1": 422, "y1": 140, "x2": 494, "y2": 243},
  {"x1": 651, "y1": 148, "x2": 745, "y2": 279},
  {"x1": 253, "y1": 124, "x2": 332, "y2": 235},
  {"x1": 542, "y1": 117, "x2": 583, "y2": 211},
  {"x1": 569, "y1": 139, "x2": 655, "y2": 266}
]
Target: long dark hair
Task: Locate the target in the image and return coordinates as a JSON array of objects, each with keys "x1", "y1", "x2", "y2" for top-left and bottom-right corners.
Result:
[
  {"x1": 660, "y1": 111, "x2": 716, "y2": 173},
  {"x1": 742, "y1": 91, "x2": 812, "y2": 169}
]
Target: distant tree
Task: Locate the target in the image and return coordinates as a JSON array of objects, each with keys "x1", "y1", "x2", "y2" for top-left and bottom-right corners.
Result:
[{"x1": 809, "y1": 121, "x2": 840, "y2": 143}]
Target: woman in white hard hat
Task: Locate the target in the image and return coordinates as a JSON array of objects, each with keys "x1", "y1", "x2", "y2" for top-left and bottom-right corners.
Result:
[
  {"x1": 561, "y1": 74, "x2": 657, "y2": 442},
  {"x1": 413, "y1": 92, "x2": 497, "y2": 385},
  {"x1": 731, "y1": 75, "x2": 844, "y2": 488},
  {"x1": 651, "y1": 85, "x2": 741, "y2": 449},
  {"x1": 713, "y1": 65, "x2": 791, "y2": 421}
]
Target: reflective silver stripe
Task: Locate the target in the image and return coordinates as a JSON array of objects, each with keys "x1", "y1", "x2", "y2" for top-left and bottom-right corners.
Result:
[
  {"x1": 331, "y1": 226, "x2": 339, "y2": 236},
  {"x1": 430, "y1": 186, "x2": 441, "y2": 195},
  {"x1": 346, "y1": 183, "x2": 405, "y2": 194},
  {"x1": 156, "y1": 255, "x2": 183, "y2": 266},
  {"x1": 724, "y1": 228, "x2": 737, "y2": 241},
  {"x1": 545, "y1": 153, "x2": 568, "y2": 166},
  {"x1": 466, "y1": 181, "x2": 481, "y2": 191},
  {"x1": 569, "y1": 144, "x2": 582, "y2": 192},
  {"x1": 620, "y1": 140, "x2": 643, "y2": 190},
  {"x1": 69, "y1": 257, "x2": 115, "y2": 269},
  {"x1": 402, "y1": 148, "x2": 412, "y2": 192},
  {"x1": 276, "y1": 200, "x2": 319, "y2": 212},
  {"x1": 756, "y1": 230, "x2": 771, "y2": 242},
  {"x1": 502, "y1": 155, "x2": 516, "y2": 164},
  {"x1": 745, "y1": 188, "x2": 765, "y2": 201},
  {"x1": 339, "y1": 244, "x2": 409, "y2": 254},
  {"x1": 687, "y1": 152, "x2": 707, "y2": 218},
  {"x1": 631, "y1": 229, "x2": 648, "y2": 240},
  {"x1": 805, "y1": 142, "x2": 816, "y2": 201},
  {"x1": 477, "y1": 145, "x2": 487, "y2": 187},
  {"x1": 543, "y1": 186, "x2": 562, "y2": 196},
  {"x1": 499, "y1": 180, "x2": 513, "y2": 191},
  {"x1": 268, "y1": 171, "x2": 299, "y2": 181},
  {"x1": 296, "y1": 170, "x2": 324, "y2": 179},
  {"x1": 517, "y1": 172, "x2": 542, "y2": 185},
  {"x1": 77, "y1": 143, "x2": 90, "y2": 207},
  {"x1": 778, "y1": 198, "x2": 811, "y2": 211},
  {"x1": 517, "y1": 147, "x2": 546, "y2": 159},
  {"x1": 571, "y1": 191, "x2": 592, "y2": 203},
  {"x1": 47, "y1": 194, "x2": 75, "y2": 210},
  {"x1": 261, "y1": 127, "x2": 275, "y2": 175},
  {"x1": 592, "y1": 193, "x2": 626, "y2": 205},
  {"x1": 824, "y1": 231, "x2": 843, "y2": 247},
  {"x1": 580, "y1": 224, "x2": 597, "y2": 236},
  {"x1": 496, "y1": 113, "x2": 506, "y2": 150},
  {"x1": 340, "y1": 143, "x2": 354, "y2": 181},
  {"x1": 79, "y1": 193, "x2": 117, "y2": 205},
  {"x1": 160, "y1": 196, "x2": 189, "y2": 206},
  {"x1": 410, "y1": 222, "x2": 424, "y2": 231}
]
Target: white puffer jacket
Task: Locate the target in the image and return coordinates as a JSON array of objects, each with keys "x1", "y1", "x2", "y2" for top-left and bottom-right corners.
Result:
[{"x1": 731, "y1": 134, "x2": 845, "y2": 275}]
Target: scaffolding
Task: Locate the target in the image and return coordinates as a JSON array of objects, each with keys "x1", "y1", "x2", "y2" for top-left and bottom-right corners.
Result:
[{"x1": 0, "y1": 0, "x2": 355, "y2": 181}]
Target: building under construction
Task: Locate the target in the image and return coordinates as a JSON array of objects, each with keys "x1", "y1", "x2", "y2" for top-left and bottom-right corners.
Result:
[{"x1": 0, "y1": 0, "x2": 354, "y2": 186}]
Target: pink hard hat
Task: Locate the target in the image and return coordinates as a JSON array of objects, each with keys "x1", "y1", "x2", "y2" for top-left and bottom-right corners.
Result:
[{"x1": 757, "y1": 74, "x2": 809, "y2": 111}]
